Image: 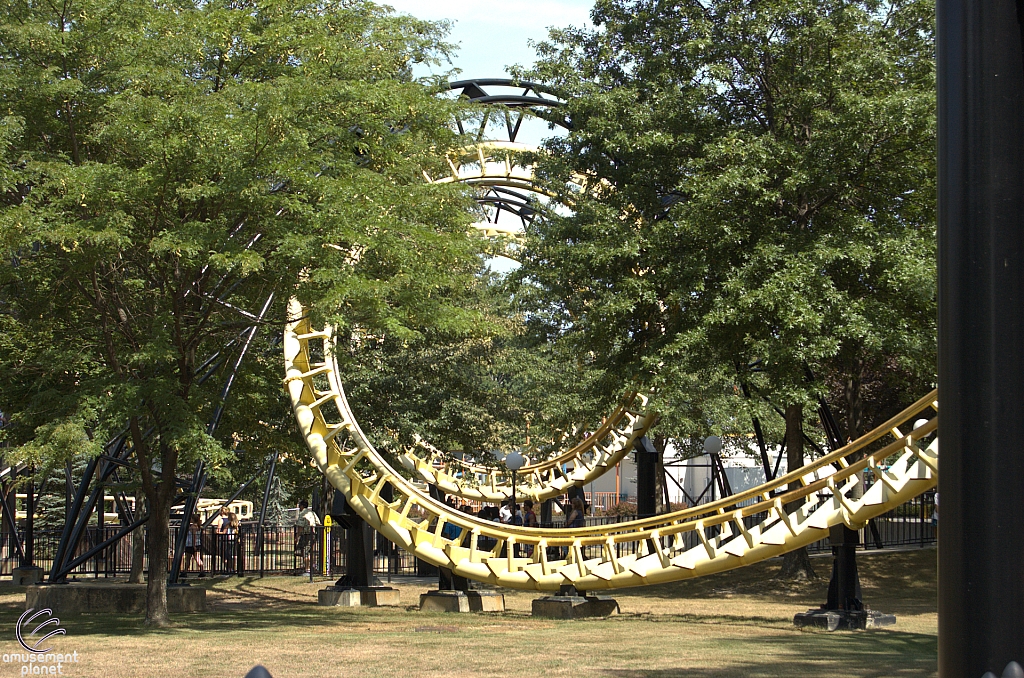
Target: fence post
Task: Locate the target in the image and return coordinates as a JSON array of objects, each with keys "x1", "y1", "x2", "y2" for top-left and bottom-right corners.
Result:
[
  {"x1": 322, "y1": 516, "x2": 332, "y2": 577},
  {"x1": 919, "y1": 495, "x2": 925, "y2": 548}
]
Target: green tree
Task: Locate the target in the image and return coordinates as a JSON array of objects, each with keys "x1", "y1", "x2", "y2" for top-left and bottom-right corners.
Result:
[
  {"x1": 0, "y1": 0, "x2": 483, "y2": 623},
  {"x1": 339, "y1": 273, "x2": 610, "y2": 465},
  {"x1": 515, "y1": 0, "x2": 936, "y2": 554}
]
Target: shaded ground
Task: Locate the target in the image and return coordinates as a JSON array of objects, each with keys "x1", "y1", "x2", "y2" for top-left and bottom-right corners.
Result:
[{"x1": 0, "y1": 547, "x2": 937, "y2": 678}]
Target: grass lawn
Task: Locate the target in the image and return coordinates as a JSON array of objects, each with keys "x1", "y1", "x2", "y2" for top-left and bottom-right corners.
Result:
[{"x1": 0, "y1": 547, "x2": 937, "y2": 678}]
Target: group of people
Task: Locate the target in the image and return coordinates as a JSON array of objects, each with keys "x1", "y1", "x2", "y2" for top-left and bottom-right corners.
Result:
[
  {"x1": 183, "y1": 507, "x2": 242, "y2": 576},
  {"x1": 433, "y1": 496, "x2": 588, "y2": 558},
  {"x1": 448, "y1": 496, "x2": 587, "y2": 529}
]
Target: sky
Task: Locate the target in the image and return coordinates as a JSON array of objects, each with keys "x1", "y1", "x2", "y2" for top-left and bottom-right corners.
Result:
[
  {"x1": 380, "y1": 0, "x2": 594, "y2": 80},
  {"x1": 380, "y1": 0, "x2": 595, "y2": 273}
]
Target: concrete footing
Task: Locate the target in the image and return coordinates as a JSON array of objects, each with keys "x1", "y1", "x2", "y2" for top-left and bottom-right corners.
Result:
[
  {"x1": 466, "y1": 591, "x2": 505, "y2": 612},
  {"x1": 318, "y1": 586, "x2": 401, "y2": 607},
  {"x1": 419, "y1": 590, "x2": 470, "y2": 613},
  {"x1": 12, "y1": 567, "x2": 44, "y2": 587},
  {"x1": 26, "y1": 583, "x2": 206, "y2": 615},
  {"x1": 532, "y1": 595, "x2": 619, "y2": 619},
  {"x1": 793, "y1": 608, "x2": 897, "y2": 631}
]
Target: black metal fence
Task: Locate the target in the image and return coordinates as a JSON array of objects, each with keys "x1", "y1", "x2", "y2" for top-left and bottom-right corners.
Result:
[
  {"x1": 805, "y1": 490, "x2": 936, "y2": 553},
  {"x1": 0, "y1": 524, "x2": 419, "y2": 579},
  {"x1": 0, "y1": 492, "x2": 935, "y2": 579}
]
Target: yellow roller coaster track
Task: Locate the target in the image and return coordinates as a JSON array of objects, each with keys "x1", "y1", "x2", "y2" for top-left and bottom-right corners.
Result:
[
  {"x1": 282, "y1": 312, "x2": 656, "y2": 503},
  {"x1": 318, "y1": 138, "x2": 659, "y2": 503},
  {"x1": 285, "y1": 299, "x2": 938, "y2": 591},
  {"x1": 424, "y1": 141, "x2": 554, "y2": 198}
]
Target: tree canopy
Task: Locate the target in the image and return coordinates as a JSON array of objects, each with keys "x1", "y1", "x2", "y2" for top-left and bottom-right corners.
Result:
[
  {"x1": 515, "y1": 0, "x2": 937, "y2": 447},
  {"x1": 0, "y1": 0, "x2": 488, "y2": 622}
]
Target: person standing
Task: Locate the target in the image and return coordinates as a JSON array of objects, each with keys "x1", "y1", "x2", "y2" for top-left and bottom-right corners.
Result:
[
  {"x1": 226, "y1": 511, "x2": 241, "y2": 574},
  {"x1": 215, "y1": 507, "x2": 231, "y2": 573},
  {"x1": 522, "y1": 500, "x2": 539, "y2": 557},
  {"x1": 523, "y1": 500, "x2": 539, "y2": 528},
  {"x1": 294, "y1": 499, "x2": 321, "y2": 574},
  {"x1": 185, "y1": 514, "x2": 204, "y2": 576},
  {"x1": 498, "y1": 499, "x2": 513, "y2": 524},
  {"x1": 565, "y1": 497, "x2": 586, "y2": 529}
]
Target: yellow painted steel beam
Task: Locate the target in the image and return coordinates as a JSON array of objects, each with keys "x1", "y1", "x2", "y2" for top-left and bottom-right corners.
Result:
[
  {"x1": 285, "y1": 307, "x2": 655, "y2": 503},
  {"x1": 285, "y1": 300, "x2": 939, "y2": 591}
]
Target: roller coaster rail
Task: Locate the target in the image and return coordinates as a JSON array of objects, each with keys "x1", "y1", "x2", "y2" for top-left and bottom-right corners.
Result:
[
  {"x1": 285, "y1": 297, "x2": 938, "y2": 592},
  {"x1": 284, "y1": 76, "x2": 941, "y2": 592}
]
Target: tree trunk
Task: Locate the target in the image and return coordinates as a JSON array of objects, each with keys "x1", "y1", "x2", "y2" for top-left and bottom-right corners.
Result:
[
  {"x1": 780, "y1": 403, "x2": 816, "y2": 580},
  {"x1": 144, "y1": 496, "x2": 171, "y2": 626},
  {"x1": 128, "y1": 496, "x2": 145, "y2": 584}
]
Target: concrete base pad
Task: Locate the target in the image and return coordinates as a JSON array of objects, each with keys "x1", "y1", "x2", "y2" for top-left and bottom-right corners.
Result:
[
  {"x1": 12, "y1": 567, "x2": 44, "y2": 587},
  {"x1": 419, "y1": 590, "x2": 470, "y2": 613},
  {"x1": 466, "y1": 591, "x2": 505, "y2": 612},
  {"x1": 26, "y1": 583, "x2": 206, "y2": 615},
  {"x1": 532, "y1": 595, "x2": 619, "y2": 619},
  {"x1": 318, "y1": 586, "x2": 401, "y2": 607},
  {"x1": 793, "y1": 608, "x2": 897, "y2": 631}
]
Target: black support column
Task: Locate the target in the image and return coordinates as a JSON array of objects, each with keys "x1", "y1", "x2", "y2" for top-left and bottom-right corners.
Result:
[
  {"x1": 634, "y1": 437, "x2": 657, "y2": 518},
  {"x1": 937, "y1": 1, "x2": 1024, "y2": 674}
]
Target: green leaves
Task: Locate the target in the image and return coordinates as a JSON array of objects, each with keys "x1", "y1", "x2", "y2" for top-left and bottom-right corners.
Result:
[
  {"x1": 517, "y1": 0, "x2": 937, "y2": 443},
  {"x1": 0, "y1": 0, "x2": 480, "y2": 498}
]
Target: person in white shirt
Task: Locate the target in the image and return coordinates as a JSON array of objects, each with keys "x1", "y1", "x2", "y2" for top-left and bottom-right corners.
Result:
[
  {"x1": 498, "y1": 500, "x2": 513, "y2": 524},
  {"x1": 294, "y1": 499, "x2": 321, "y2": 574}
]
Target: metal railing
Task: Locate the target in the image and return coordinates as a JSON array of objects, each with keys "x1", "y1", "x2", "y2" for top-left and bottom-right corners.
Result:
[
  {"x1": 0, "y1": 492, "x2": 935, "y2": 579},
  {"x1": 0, "y1": 524, "x2": 419, "y2": 579},
  {"x1": 805, "y1": 490, "x2": 936, "y2": 553}
]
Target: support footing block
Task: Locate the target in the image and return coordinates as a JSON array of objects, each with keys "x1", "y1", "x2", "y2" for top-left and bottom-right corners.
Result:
[
  {"x1": 318, "y1": 586, "x2": 400, "y2": 607},
  {"x1": 419, "y1": 590, "x2": 470, "y2": 613},
  {"x1": 466, "y1": 591, "x2": 505, "y2": 612},
  {"x1": 793, "y1": 608, "x2": 897, "y2": 631},
  {"x1": 532, "y1": 595, "x2": 619, "y2": 619},
  {"x1": 12, "y1": 567, "x2": 44, "y2": 587},
  {"x1": 26, "y1": 583, "x2": 205, "y2": 614}
]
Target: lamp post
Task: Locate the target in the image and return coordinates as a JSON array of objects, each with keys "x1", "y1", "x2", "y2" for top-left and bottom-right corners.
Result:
[{"x1": 505, "y1": 451, "x2": 526, "y2": 518}]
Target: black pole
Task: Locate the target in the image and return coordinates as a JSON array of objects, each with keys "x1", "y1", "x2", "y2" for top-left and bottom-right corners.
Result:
[
  {"x1": 170, "y1": 293, "x2": 273, "y2": 584},
  {"x1": 257, "y1": 451, "x2": 278, "y2": 579},
  {"x1": 64, "y1": 462, "x2": 73, "y2": 525},
  {"x1": 49, "y1": 454, "x2": 100, "y2": 583},
  {"x1": 540, "y1": 498, "x2": 553, "y2": 525},
  {"x1": 0, "y1": 483, "x2": 24, "y2": 562},
  {"x1": 168, "y1": 463, "x2": 205, "y2": 584},
  {"x1": 634, "y1": 436, "x2": 657, "y2": 518},
  {"x1": 937, "y1": 1, "x2": 1024, "y2": 674},
  {"x1": 740, "y1": 382, "x2": 775, "y2": 480},
  {"x1": 55, "y1": 514, "x2": 150, "y2": 580},
  {"x1": 23, "y1": 470, "x2": 34, "y2": 567},
  {"x1": 95, "y1": 476, "x2": 103, "y2": 576}
]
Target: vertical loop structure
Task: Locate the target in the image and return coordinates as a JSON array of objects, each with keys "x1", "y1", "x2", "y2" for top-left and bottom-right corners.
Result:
[
  {"x1": 284, "y1": 79, "x2": 939, "y2": 591},
  {"x1": 285, "y1": 300, "x2": 938, "y2": 591}
]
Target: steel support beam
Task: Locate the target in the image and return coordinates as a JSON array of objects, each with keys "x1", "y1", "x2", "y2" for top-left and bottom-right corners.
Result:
[
  {"x1": 23, "y1": 471, "x2": 34, "y2": 567},
  {"x1": 256, "y1": 451, "x2": 278, "y2": 578},
  {"x1": 169, "y1": 292, "x2": 274, "y2": 584},
  {"x1": 634, "y1": 436, "x2": 658, "y2": 517},
  {"x1": 937, "y1": 0, "x2": 1024, "y2": 673},
  {"x1": 0, "y1": 481, "x2": 24, "y2": 561}
]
